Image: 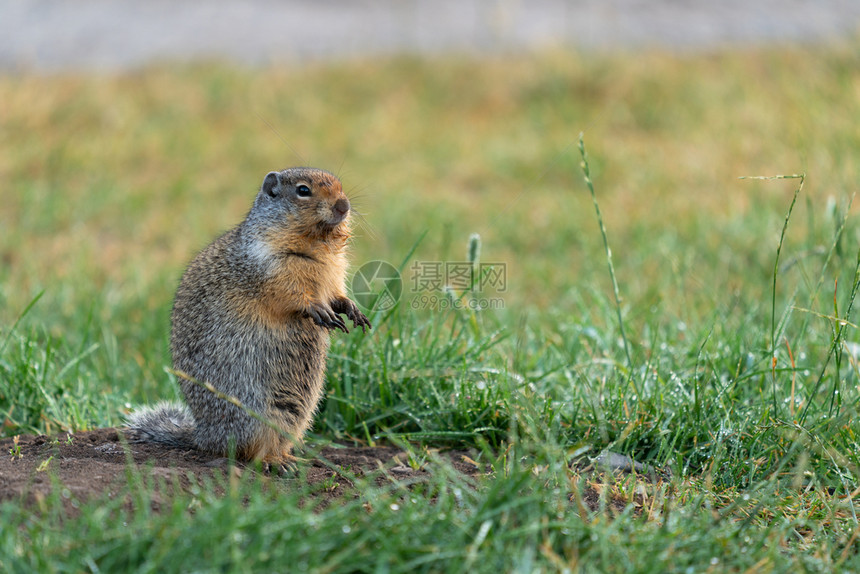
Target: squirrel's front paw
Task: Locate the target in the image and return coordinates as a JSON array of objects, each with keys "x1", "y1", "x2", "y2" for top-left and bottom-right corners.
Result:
[
  {"x1": 307, "y1": 302, "x2": 349, "y2": 333},
  {"x1": 331, "y1": 297, "x2": 372, "y2": 333}
]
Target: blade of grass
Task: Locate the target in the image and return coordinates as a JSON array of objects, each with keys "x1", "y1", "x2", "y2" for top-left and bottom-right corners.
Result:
[
  {"x1": 739, "y1": 173, "x2": 804, "y2": 416},
  {"x1": 0, "y1": 290, "x2": 45, "y2": 355},
  {"x1": 577, "y1": 133, "x2": 638, "y2": 397},
  {"x1": 799, "y1": 247, "x2": 860, "y2": 425}
]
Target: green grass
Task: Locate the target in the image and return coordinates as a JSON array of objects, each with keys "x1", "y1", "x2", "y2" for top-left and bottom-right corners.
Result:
[{"x1": 2, "y1": 43, "x2": 860, "y2": 571}]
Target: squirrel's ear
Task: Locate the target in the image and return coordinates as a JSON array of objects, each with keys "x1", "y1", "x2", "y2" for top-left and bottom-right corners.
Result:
[{"x1": 262, "y1": 172, "x2": 282, "y2": 198}]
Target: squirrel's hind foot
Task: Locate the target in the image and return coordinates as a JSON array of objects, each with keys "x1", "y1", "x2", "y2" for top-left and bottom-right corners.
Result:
[{"x1": 262, "y1": 454, "x2": 305, "y2": 476}]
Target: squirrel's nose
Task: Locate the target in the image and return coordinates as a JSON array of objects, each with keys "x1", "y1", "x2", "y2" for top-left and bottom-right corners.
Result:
[{"x1": 332, "y1": 198, "x2": 350, "y2": 218}]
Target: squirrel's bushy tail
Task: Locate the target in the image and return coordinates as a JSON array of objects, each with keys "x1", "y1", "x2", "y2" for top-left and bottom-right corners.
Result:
[{"x1": 125, "y1": 401, "x2": 196, "y2": 450}]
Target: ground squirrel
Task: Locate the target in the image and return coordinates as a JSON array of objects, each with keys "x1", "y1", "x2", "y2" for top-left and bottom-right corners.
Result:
[{"x1": 126, "y1": 167, "x2": 370, "y2": 467}]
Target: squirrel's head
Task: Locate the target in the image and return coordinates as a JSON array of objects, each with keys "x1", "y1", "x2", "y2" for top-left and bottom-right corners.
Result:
[{"x1": 251, "y1": 167, "x2": 351, "y2": 239}]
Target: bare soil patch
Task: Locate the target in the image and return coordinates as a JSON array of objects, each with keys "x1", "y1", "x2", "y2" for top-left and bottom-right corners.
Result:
[
  {"x1": 0, "y1": 428, "x2": 484, "y2": 513},
  {"x1": 0, "y1": 429, "x2": 646, "y2": 515}
]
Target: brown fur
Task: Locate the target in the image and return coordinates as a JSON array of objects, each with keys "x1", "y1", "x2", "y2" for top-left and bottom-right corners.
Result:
[{"x1": 126, "y1": 168, "x2": 371, "y2": 468}]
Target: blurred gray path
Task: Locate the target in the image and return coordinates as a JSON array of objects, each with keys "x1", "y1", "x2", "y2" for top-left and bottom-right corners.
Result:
[{"x1": 2, "y1": 0, "x2": 859, "y2": 72}]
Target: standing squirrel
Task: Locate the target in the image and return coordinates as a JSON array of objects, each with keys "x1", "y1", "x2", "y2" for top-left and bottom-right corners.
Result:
[{"x1": 126, "y1": 167, "x2": 370, "y2": 468}]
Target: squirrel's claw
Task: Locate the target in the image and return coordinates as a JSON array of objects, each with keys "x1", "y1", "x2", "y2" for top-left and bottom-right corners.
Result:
[
  {"x1": 308, "y1": 303, "x2": 349, "y2": 333},
  {"x1": 331, "y1": 297, "x2": 372, "y2": 333},
  {"x1": 331, "y1": 314, "x2": 349, "y2": 333},
  {"x1": 262, "y1": 460, "x2": 298, "y2": 476},
  {"x1": 351, "y1": 311, "x2": 372, "y2": 333}
]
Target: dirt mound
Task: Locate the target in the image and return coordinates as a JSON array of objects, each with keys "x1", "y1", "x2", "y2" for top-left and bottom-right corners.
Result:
[
  {"x1": 0, "y1": 429, "x2": 655, "y2": 516},
  {"x1": 0, "y1": 428, "x2": 483, "y2": 513}
]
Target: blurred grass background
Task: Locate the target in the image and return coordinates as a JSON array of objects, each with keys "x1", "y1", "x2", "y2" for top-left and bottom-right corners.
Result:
[
  {"x1": 2, "y1": 46, "x2": 857, "y2": 405},
  {"x1": 2, "y1": 42, "x2": 860, "y2": 571}
]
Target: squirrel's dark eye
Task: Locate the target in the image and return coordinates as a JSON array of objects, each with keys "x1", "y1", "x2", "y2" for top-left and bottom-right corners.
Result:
[{"x1": 296, "y1": 184, "x2": 312, "y2": 197}]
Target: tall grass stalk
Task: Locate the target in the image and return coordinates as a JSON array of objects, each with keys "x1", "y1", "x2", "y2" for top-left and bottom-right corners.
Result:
[
  {"x1": 740, "y1": 173, "x2": 804, "y2": 415},
  {"x1": 577, "y1": 133, "x2": 638, "y2": 396}
]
